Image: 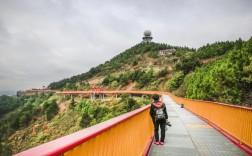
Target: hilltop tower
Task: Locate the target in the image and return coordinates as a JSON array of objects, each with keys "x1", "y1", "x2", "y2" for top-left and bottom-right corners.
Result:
[{"x1": 142, "y1": 30, "x2": 153, "y2": 43}]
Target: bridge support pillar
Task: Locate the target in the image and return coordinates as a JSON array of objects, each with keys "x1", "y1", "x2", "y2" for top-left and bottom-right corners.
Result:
[
  {"x1": 91, "y1": 94, "x2": 96, "y2": 101},
  {"x1": 99, "y1": 94, "x2": 104, "y2": 99}
]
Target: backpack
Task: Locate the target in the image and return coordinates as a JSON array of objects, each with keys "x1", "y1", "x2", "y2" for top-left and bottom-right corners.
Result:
[{"x1": 154, "y1": 104, "x2": 165, "y2": 121}]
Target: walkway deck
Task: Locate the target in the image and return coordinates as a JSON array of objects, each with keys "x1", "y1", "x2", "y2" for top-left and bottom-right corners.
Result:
[{"x1": 148, "y1": 95, "x2": 248, "y2": 156}]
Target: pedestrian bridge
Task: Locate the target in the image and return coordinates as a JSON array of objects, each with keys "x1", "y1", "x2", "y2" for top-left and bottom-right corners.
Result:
[{"x1": 15, "y1": 91, "x2": 252, "y2": 156}]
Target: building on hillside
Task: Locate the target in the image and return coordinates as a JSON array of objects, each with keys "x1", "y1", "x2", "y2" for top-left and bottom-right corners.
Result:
[{"x1": 159, "y1": 49, "x2": 176, "y2": 56}]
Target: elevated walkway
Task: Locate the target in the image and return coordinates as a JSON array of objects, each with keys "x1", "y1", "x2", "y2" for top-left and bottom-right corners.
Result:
[
  {"x1": 149, "y1": 95, "x2": 247, "y2": 155},
  {"x1": 15, "y1": 91, "x2": 251, "y2": 156}
]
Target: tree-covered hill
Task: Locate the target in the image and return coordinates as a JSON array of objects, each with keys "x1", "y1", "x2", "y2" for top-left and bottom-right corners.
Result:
[
  {"x1": 1, "y1": 37, "x2": 251, "y2": 155},
  {"x1": 47, "y1": 38, "x2": 252, "y2": 107},
  {"x1": 184, "y1": 38, "x2": 252, "y2": 106},
  {"x1": 48, "y1": 42, "x2": 195, "y2": 90}
]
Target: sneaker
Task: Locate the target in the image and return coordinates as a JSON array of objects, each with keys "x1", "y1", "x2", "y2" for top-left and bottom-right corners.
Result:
[
  {"x1": 159, "y1": 142, "x2": 164, "y2": 145},
  {"x1": 154, "y1": 141, "x2": 160, "y2": 145}
]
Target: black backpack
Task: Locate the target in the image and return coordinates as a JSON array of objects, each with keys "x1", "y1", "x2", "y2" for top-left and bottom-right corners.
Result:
[{"x1": 154, "y1": 104, "x2": 165, "y2": 121}]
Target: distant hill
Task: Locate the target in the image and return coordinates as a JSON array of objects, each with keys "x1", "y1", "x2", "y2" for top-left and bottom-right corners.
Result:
[{"x1": 0, "y1": 90, "x2": 16, "y2": 96}]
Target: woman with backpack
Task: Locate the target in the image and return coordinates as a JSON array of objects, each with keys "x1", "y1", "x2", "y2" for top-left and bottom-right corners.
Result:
[{"x1": 150, "y1": 94, "x2": 168, "y2": 145}]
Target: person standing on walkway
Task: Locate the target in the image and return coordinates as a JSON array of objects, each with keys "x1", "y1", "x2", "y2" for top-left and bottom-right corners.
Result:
[{"x1": 150, "y1": 94, "x2": 168, "y2": 145}]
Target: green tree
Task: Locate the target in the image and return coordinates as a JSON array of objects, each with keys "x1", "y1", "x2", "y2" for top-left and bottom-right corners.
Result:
[
  {"x1": 167, "y1": 71, "x2": 184, "y2": 91},
  {"x1": 148, "y1": 50, "x2": 158, "y2": 58},
  {"x1": 119, "y1": 74, "x2": 129, "y2": 86},
  {"x1": 184, "y1": 37, "x2": 252, "y2": 105},
  {"x1": 0, "y1": 141, "x2": 12, "y2": 156},
  {"x1": 158, "y1": 68, "x2": 169, "y2": 77},
  {"x1": 79, "y1": 113, "x2": 92, "y2": 128},
  {"x1": 42, "y1": 99, "x2": 58, "y2": 121},
  {"x1": 69, "y1": 97, "x2": 75, "y2": 109},
  {"x1": 111, "y1": 80, "x2": 119, "y2": 88},
  {"x1": 19, "y1": 111, "x2": 32, "y2": 127}
]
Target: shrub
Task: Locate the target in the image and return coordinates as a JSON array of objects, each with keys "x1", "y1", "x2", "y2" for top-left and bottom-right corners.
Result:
[
  {"x1": 69, "y1": 98, "x2": 75, "y2": 109},
  {"x1": 158, "y1": 68, "x2": 169, "y2": 77},
  {"x1": 42, "y1": 99, "x2": 58, "y2": 121},
  {"x1": 167, "y1": 71, "x2": 185, "y2": 91}
]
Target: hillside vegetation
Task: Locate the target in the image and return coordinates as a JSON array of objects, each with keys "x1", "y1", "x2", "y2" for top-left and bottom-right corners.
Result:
[
  {"x1": 185, "y1": 38, "x2": 252, "y2": 105},
  {"x1": 48, "y1": 38, "x2": 252, "y2": 106},
  {"x1": 48, "y1": 42, "x2": 195, "y2": 90},
  {"x1": 0, "y1": 93, "x2": 151, "y2": 155},
  {"x1": 1, "y1": 37, "x2": 252, "y2": 155}
]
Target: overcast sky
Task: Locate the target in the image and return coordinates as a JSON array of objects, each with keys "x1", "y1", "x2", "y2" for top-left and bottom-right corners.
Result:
[{"x1": 0, "y1": 0, "x2": 252, "y2": 93}]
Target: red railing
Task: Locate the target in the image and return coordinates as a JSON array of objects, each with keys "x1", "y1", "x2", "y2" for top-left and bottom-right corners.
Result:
[
  {"x1": 14, "y1": 105, "x2": 154, "y2": 156},
  {"x1": 14, "y1": 90, "x2": 252, "y2": 155},
  {"x1": 165, "y1": 92, "x2": 252, "y2": 155}
]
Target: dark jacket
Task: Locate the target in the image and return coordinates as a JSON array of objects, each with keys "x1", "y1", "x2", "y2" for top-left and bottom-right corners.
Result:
[{"x1": 150, "y1": 101, "x2": 168, "y2": 122}]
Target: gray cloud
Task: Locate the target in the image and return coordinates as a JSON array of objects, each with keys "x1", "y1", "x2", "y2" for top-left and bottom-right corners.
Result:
[{"x1": 0, "y1": 0, "x2": 252, "y2": 92}]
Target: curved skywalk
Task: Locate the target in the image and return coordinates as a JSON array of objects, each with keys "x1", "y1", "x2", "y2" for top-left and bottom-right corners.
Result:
[{"x1": 148, "y1": 95, "x2": 247, "y2": 156}]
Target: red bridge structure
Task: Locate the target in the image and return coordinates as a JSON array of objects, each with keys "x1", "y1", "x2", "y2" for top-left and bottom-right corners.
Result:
[{"x1": 15, "y1": 90, "x2": 252, "y2": 156}]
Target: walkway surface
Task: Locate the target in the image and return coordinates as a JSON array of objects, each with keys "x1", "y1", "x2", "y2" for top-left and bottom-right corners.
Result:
[{"x1": 148, "y1": 95, "x2": 248, "y2": 156}]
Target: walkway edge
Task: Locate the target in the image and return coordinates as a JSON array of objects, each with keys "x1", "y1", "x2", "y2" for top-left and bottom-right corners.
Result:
[
  {"x1": 142, "y1": 134, "x2": 154, "y2": 156},
  {"x1": 185, "y1": 107, "x2": 252, "y2": 155}
]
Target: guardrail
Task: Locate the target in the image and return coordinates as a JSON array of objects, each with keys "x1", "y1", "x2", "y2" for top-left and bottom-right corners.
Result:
[
  {"x1": 165, "y1": 92, "x2": 252, "y2": 153},
  {"x1": 15, "y1": 90, "x2": 252, "y2": 155},
  {"x1": 15, "y1": 104, "x2": 154, "y2": 156}
]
